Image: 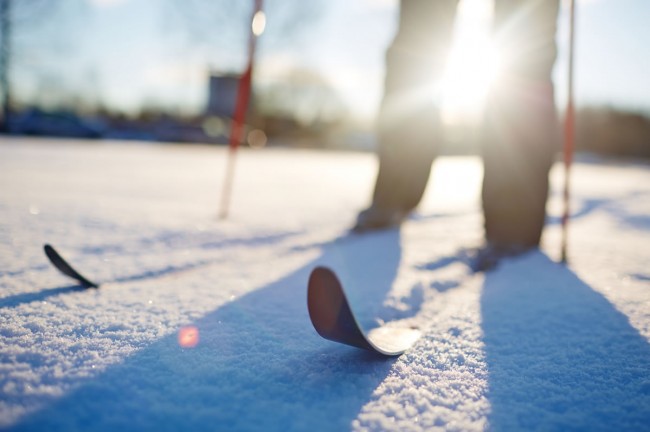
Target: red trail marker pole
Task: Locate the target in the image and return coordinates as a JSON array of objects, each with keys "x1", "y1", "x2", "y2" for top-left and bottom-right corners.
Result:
[
  {"x1": 561, "y1": 0, "x2": 576, "y2": 263},
  {"x1": 219, "y1": 0, "x2": 264, "y2": 219}
]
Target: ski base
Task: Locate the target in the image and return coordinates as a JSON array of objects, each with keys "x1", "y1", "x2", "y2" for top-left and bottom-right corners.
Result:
[{"x1": 307, "y1": 266, "x2": 420, "y2": 356}]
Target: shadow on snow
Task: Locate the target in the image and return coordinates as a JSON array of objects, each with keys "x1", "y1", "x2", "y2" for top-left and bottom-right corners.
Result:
[
  {"x1": 481, "y1": 253, "x2": 650, "y2": 430},
  {"x1": 0, "y1": 230, "x2": 304, "y2": 309},
  {"x1": 11, "y1": 229, "x2": 408, "y2": 431},
  {"x1": 0, "y1": 285, "x2": 86, "y2": 309}
]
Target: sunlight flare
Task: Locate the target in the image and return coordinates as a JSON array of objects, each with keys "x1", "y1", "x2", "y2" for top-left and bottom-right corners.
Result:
[
  {"x1": 439, "y1": 0, "x2": 500, "y2": 124},
  {"x1": 178, "y1": 326, "x2": 200, "y2": 348}
]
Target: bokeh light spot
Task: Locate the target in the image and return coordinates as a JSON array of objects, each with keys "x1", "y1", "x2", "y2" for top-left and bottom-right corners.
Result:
[
  {"x1": 252, "y1": 11, "x2": 266, "y2": 37},
  {"x1": 247, "y1": 129, "x2": 268, "y2": 148},
  {"x1": 202, "y1": 116, "x2": 226, "y2": 138},
  {"x1": 178, "y1": 326, "x2": 200, "y2": 348}
]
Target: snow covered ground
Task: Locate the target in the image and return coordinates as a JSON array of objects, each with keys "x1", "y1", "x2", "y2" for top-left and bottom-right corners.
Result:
[{"x1": 1, "y1": 137, "x2": 649, "y2": 431}]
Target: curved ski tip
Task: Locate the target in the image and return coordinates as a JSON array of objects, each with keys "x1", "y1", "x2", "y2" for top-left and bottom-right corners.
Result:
[
  {"x1": 307, "y1": 266, "x2": 374, "y2": 351},
  {"x1": 43, "y1": 244, "x2": 99, "y2": 289},
  {"x1": 307, "y1": 266, "x2": 347, "y2": 334},
  {"x1": 308, "y1": 266, "x2": 340, "y2": 288},
  {"x1": 307, "y1": 266, "x2": 420, "y2": 356}
]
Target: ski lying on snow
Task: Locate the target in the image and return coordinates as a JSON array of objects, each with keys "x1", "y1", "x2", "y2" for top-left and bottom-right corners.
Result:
[
  {"x1": 307, "y1": 266, "x2": 420, "y2": 356},
  {"x1": 43, "y1": 244, "x2": 99, "y2": 288},
  {"x1": 44, "y1": 245, "x2": 420, "y2": 355},
  {"x1": 43, "y1": 243, "x2": 218, "y2": 288}
]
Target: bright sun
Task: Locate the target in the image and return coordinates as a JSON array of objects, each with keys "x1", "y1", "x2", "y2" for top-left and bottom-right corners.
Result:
[{"x1": 439, "y1": 0, "x2": 500, "y2": 125}]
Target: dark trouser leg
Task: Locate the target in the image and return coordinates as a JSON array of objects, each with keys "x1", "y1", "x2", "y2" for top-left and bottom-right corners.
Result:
[
  {"x1": 371, "y1": 0, "x2": 458, "y2": 213},
  {"x1": 482, "y1": 0, "x2": 560, "y2": 248}
]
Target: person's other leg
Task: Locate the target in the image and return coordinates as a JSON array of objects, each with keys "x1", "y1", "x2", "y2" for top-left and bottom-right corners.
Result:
[
  {"x1": 354, "y1": 0, "x2": 458, "y2": 232},
  {"x1": 481, "y1": 0, "x2": 560, "y2": 250}
]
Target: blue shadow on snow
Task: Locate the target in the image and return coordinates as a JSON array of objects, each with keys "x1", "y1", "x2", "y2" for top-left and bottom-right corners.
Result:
[
  {"x1": 10, "y1": 229, "x2": 408, "y2": 431},
  {"x1": 482, "y1": 253, "x2": 650, "y2": 430}
]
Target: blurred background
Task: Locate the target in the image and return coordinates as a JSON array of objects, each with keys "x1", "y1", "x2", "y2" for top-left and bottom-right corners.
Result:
[{"x1": 0, "y1": 0, "x2": 648, "y2": 157}]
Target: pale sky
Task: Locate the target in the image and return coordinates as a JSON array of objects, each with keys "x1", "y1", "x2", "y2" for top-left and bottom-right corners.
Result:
[{"x1": 11, "y1": 0, "x2": 650, "y2": 121}]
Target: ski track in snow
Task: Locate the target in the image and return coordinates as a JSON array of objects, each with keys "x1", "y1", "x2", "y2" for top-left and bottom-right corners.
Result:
[{"x1": 0, "y1": 138, "x2": 649, "y2": 431}]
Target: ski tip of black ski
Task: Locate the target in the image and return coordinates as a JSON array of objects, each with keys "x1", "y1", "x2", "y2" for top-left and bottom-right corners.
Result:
[
  {"x1": 43, "y1": 244, "x2": 99, "y2": 289},
  {"x1": 308, "y1": 266, "x2": 420, "y2": 356}
]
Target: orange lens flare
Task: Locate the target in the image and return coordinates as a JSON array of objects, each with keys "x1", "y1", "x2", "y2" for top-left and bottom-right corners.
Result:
[{"x1": 178, "y1": 326, "x2": 200, "y2": 348}]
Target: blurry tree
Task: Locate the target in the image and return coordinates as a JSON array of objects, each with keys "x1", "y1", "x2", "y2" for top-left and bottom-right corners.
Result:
[
  {"x1": 0, "y1": 0, "x2": 77, "y2": 131},
  {"x1": 576, "y1": 107, "x2": 650, "y2": 159},
  {"x1": 0, "y1": 0, "x2": 10, "y2": 130},
  {"x1": 255, "y1": 67, "x2": 348, "y2": 130},
  {"x1": 162, "y1": 0, "x2": 323, "y2": 67},
  {"x1": 162, "y1": 0, "x2": 330, "y2": 136}
]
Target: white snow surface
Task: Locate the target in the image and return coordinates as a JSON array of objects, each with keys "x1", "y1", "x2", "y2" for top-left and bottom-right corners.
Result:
[{"x1": 1, "y1": 138, "x2": 649, "y2": 431}]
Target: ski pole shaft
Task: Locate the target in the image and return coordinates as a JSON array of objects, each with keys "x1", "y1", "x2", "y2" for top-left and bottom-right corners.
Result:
[
  {"x1": 219, "y1": 0, "x2": 263, "y2": 219},
  {"x1": 561, "y1": 0, "x2": 576, "y2": 263}
]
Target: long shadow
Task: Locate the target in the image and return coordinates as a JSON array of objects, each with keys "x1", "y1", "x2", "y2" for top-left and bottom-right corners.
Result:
[
  {"x1": 0, "y1": 259, "x2": 224, "y2": 310},
  {"x1": 546, "y1": 190, "x2": 650, "y2": 229},
  {"x1": 0, "y1": 264, "x2": 50, "y2": 278},
  {"x1": 0, "y1": 231, "x2": 306, "y2": 309},
  {"x1": 545, "y1": 198, "x2": 609, "y2": 225},
  {"x1": 482, "y1": 253, "x2": 650, "y2": 430},
  {"x1": 0, "y1": 285, "x2": 85, "y2": 309},
  {"x1": 10, "y1": 229, "x2": 405, "y2": 431},
  {"x1": 78, "y1": 229, "x2": 302, "y2": 256},
  {"x1": 630, "y1": 273, "x2": 650, "y2": 282},
  {"x1": 110, "y1": 258, "x2": 218, "y2": 284}
]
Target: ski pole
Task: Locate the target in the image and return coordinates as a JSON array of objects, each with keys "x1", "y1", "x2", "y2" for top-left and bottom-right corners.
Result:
[
  {"x1": 219, "y1": 0, "x2": 264, "y2": 219},
  {"x1": 561, "y1": 0, "x2": 576, "y2": 263}
]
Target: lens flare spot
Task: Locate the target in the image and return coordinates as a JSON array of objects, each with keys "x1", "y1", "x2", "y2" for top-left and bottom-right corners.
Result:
[
  {"x1": 202, "y1": 116, "x2": 226, "y2": 138},
  {"x1": 252, "y1": 11, "x2": 266, "y2": 37},
  {"x1": 247, "y1": 129, "x2": 267, "y2": 148},
  {"x1": 178, "y1": 326, "x2": 200, "y2": 348}
]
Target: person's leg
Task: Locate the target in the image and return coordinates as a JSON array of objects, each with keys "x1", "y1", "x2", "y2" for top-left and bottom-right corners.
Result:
[
  {"x1": 355, "y1": 0, "x2": 458, "y2": 232},
  {"x1": 481, "y1": 0, "x2": 560, "y2": 250}
]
